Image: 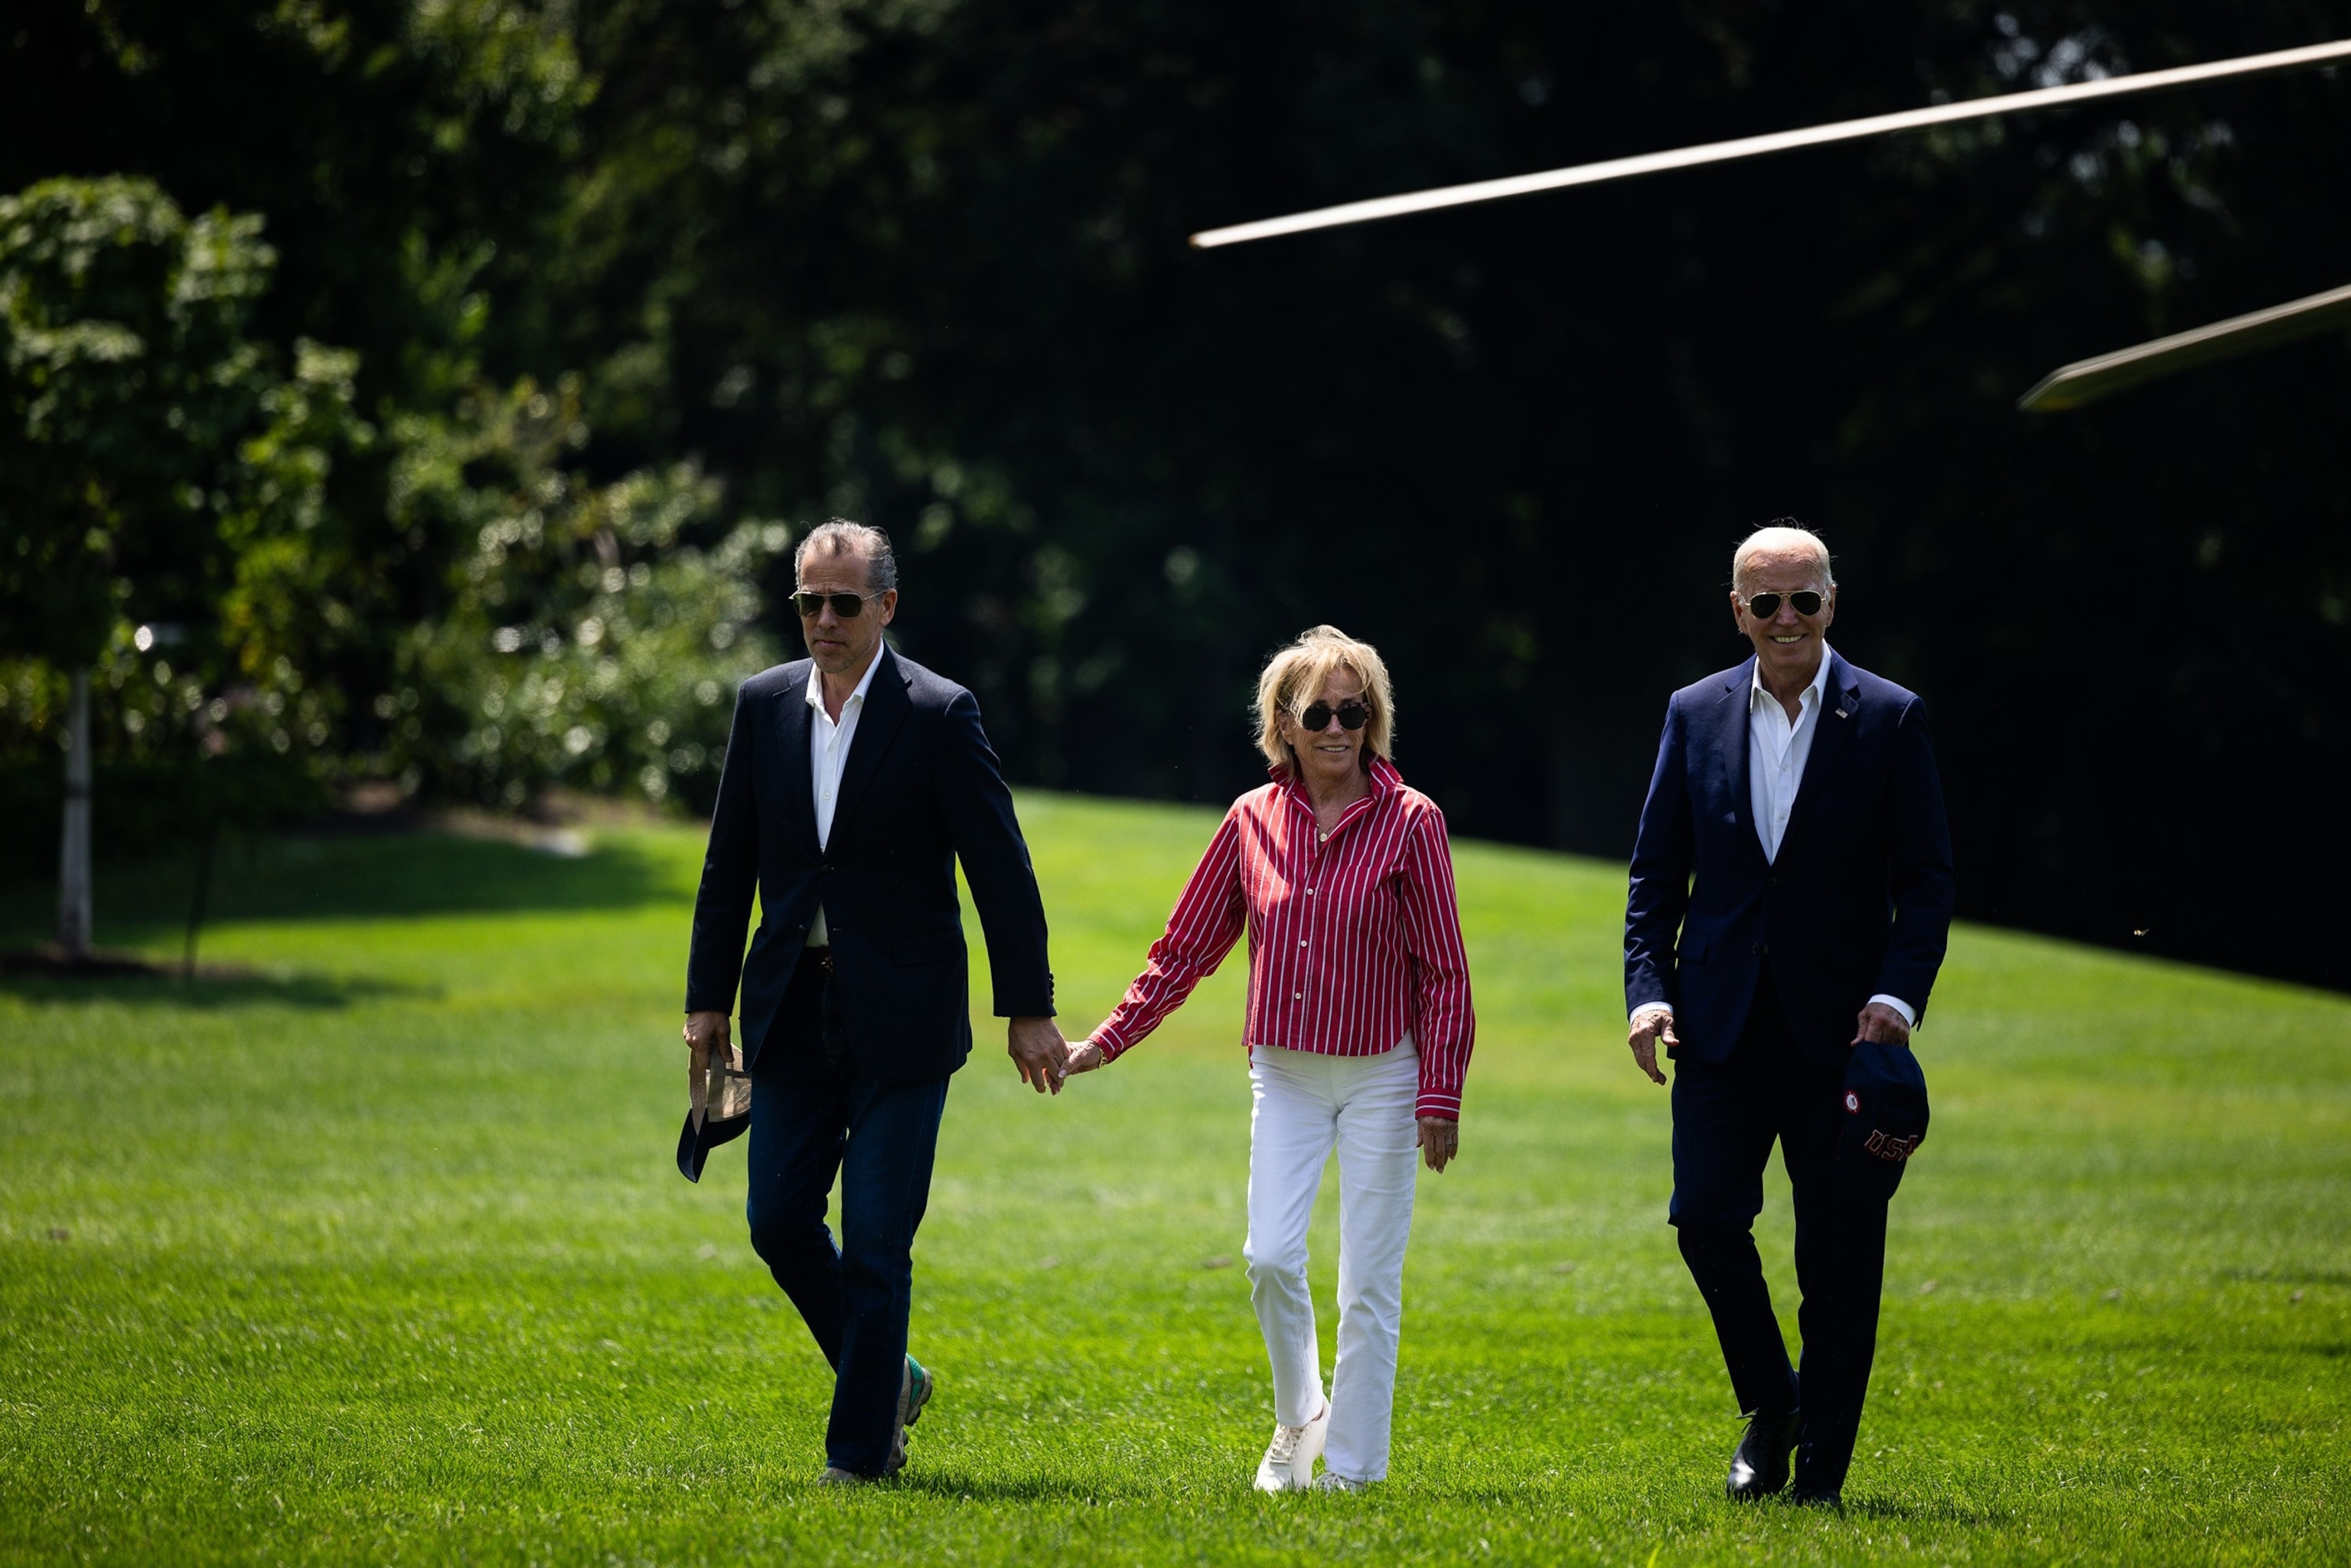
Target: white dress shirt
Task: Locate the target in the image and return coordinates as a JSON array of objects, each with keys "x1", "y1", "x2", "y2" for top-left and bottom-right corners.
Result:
[
  {"x1": 1749, "y1": 643, "x2": 1831, "y2": 865},
  {"x1": 1633, "y1": 644, "x2": 1916, "y2": 1031},
  {"x1": 804, "y1": 647, "x2": 885, "y2": 947}
]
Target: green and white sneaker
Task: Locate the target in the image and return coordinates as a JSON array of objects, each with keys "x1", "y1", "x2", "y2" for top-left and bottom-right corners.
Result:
[
  {"x1": 900, "y1": 1355, "x2": 934, "y2": 1428},
  {"x1": 885, "y1": 1354, "x2": 933, "y2": 1477}
]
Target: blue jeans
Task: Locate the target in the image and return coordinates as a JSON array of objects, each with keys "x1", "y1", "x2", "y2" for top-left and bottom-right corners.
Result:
[{"x1": 746, "y1": 957, "x2": 951, "y2": 1475}]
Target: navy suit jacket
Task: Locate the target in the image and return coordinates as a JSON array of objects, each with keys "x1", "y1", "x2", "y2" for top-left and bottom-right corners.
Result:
[
  {"x1": 685, "y1": 646, "x2": 1055, "y2": 1081},
  {"x1": 1623, "y1": 651, "x2": 1955, "y2": 1069}
]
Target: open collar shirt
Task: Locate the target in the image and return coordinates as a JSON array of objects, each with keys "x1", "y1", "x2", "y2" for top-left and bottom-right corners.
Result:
[
  {"x1": 1091, "y1": 755, "x2": 1476, "y2": 1120},
  {"x1": 1749, "y1": 641, "x2": 1834, "y2": 865},
  {"x1": 801, "y1": 645, "x2": 885, "y2": 947},
  {"x1": 1632, "y1": 644, "x2": 1916, "y2": 1029}
]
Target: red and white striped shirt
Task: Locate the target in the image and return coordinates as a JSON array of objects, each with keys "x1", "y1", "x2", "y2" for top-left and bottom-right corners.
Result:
[{"x1": 1092, "y1": 756, "x2": 1475, "y2": 1119}]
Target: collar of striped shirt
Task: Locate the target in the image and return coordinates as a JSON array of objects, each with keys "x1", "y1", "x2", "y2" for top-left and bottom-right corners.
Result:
[
  {"x1": 1270, "y1": 754, "x2": 1402, "y2": 839},
  {"x1": 1091, "y1": 748, "x2": 1474, "y2": 1120}
]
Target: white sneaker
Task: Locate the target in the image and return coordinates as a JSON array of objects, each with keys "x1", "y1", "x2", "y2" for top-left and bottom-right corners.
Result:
[
  {"x1": 1253, "y1": 1402, "x2": 1329, "y2": 1493},
  {"x1": 1310, "y1": 1471, "x2": 1371, "y2": 1493}
]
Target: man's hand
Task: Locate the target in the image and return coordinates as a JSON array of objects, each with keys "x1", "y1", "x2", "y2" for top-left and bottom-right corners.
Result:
[
  {"x1": 1851, "y1": 1002, "x2": 1912, "y2": 1048},
  {"x1": 1060, "y1": 1038, "x2": 1106, "y2": 1078},
  {"x1": 1007, "y1": 1015, "x2": 1069, "y2": 1094},
  {"x1": 684, "y1": 1010, "x2": 731, "y2": 1120},
  {"x1": 685, "y1": 1011, "x2": 731, "y2": 1057},
  {"x1": 1417, "y1": 1116, "x2": 1459, "y2": 1172},
  {"x1": 1627, "y1": 1006, "x2": 1676, "y2": 1086}
]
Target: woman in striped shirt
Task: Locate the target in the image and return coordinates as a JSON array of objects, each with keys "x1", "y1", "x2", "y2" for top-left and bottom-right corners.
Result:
[{"x1": 1059, "y1": 624, "x2": 1475, "y2": 1493}]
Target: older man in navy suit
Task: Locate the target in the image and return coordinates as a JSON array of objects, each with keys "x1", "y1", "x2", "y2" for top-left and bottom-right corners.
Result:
[
  {"x1": 1624, "y1": 522, "x2": 1955, "y2": 1508},
  {"x1": 684, "y1": 520, "x2": 1067, "y2": 1485}
]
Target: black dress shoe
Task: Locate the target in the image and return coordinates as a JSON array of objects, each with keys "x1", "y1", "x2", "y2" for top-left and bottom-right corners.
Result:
[
  {"x1": 1788, "y1": 1485, "x2": 1844, "y2": 1510},
  {"x1": 1725, "y1": 1408, "x2": 1802, "y2": 1500}
]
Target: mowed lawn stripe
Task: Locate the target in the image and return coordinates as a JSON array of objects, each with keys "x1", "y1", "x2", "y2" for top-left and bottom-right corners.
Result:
[{"x1": 1, "y1": 793, "x2": 2344, "y2": 1565}]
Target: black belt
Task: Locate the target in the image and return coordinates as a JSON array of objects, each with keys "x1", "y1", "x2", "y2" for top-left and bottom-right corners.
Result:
[{"x1": 805, "y1": 945, "x2": 833, "y2": 976}]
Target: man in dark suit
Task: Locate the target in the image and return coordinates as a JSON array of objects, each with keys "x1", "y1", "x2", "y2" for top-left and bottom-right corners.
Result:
[
  {"x1": 1623, "y1": 522, "x2": 1955, "y2": 1508},
  {"x1": 684, "y1": 520, "x2": 1067, "y2": 1484}
]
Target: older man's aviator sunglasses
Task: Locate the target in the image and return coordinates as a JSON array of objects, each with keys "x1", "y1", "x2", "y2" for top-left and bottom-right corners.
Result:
[
  {"x1": 1293, "y1": 698, "x2": 1373, "y2": 732},
  {"x1": 791, "y1": 588, "x2": 885, "y2": 618},
  {"x1": 1740, "y1": 589, "x2": 1826, "y2": 619}
]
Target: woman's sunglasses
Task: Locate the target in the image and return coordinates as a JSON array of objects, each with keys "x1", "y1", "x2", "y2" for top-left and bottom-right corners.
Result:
[
  {"x1": 1740, "y1": 589, "x2": 1825, "y2": 619},
  {"x1": 1293, "y1": 699, "x2": 1373, "y2": 733},
  {"x1": 791, "y1": 589, "x2": 886, "y2": 618}
]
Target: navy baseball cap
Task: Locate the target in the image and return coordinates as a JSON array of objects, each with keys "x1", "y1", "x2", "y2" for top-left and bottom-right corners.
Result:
[{"x1": 1837, "y1": 1042, "x2": 1929, "y2": 1201}]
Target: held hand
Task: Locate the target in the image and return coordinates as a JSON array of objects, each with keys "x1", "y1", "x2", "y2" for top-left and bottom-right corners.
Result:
[
  {"x1": 1007, "y1": 1015, "x2": 1069, "y2": 1094},
  {"x1": 1417, "y1": 1116, "x2": 1459, "y2": 1172},
  {"x1": 1627, "y1": 1006, "x2": 1675, "y2": 1086},
  {"x1": 1851, "y1": 1001, "x2": 1912, "y2": 1048},
  {"x1": 1061, "y1": 1038, "x2": 1106, "y2": 1078}
]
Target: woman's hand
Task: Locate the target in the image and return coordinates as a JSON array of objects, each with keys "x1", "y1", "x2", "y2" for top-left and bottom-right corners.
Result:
[
  {"x1": 1061, "y1": 1038, "x2": 1106, "y2": 1078},
  {"x1": 1417, "y1": 1116, "x2": 1458, "y2": 1172}
]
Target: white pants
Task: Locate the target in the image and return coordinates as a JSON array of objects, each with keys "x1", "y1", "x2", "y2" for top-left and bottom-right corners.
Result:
[{"x1": 1244, "y1": 1037, "x2": 1420, "y2": 1483}]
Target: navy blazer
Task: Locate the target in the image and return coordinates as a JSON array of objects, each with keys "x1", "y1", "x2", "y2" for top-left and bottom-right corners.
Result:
[
  {"x1": 1623, "y1": 650, "x2": 1955, "y2": 1069},
  {"x1": 685, "y1": 646, "x2": 1055, "y2": 1081}
]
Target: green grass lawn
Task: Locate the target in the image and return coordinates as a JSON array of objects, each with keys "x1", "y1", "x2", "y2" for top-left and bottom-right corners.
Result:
[{"x1": 2, "y1": 793, "x2": 2346, "y2": 1566}]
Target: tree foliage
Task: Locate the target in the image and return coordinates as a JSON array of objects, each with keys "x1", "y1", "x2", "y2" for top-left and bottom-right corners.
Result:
[
  {"x1": 1, "y1": 2, "x2": 2346, "y2": 983},
  {"x1": 0, "y1": 177, "x2": 373, "y2": 777},
  {"x1": 2, "y1": 179, "x2": 302, "y2": 663},
  {"x1": 380, "y1": 377, "x2": 784, "y2": 810}
]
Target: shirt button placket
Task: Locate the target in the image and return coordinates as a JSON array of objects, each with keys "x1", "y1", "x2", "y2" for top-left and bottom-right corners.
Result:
[
  {"x1": 1296, "y1": 845, "x2": 1312, "y2": 1001},
  {"x1": 1295, "y1": 822, "x2": 1322, "y2": 1002},
  {"x1": 1295, "y1": 904, "x2": 1306, "y2": 999}
]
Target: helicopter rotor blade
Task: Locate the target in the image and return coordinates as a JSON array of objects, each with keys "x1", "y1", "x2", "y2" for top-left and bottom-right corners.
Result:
[
  {"x1": 1189, "y1": 37, "x2": 2351, "y2": 249},
  {"x1": 2017, "y1": 282, "x2": 2351, "y2": 411}
]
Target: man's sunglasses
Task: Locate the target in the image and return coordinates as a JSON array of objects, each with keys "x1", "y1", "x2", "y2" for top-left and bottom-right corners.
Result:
[
  {"x1": 1740, "y1": 589, "x2": 1826, "y2": 619},
  {"x1": 791, "y1": 589, "x2": 886, "y2": 618},
  {"x1": 1294, "y1": 699, "x2": 1373, "y2": 732}
]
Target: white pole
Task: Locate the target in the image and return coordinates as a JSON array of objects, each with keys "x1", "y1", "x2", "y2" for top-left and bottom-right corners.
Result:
[
  {"x1": 57, "y1": 666, "x2": 93, "y2": 958},
  {"x1": 1190, "y1": 37, "x2": 2351, "y2": 248}
]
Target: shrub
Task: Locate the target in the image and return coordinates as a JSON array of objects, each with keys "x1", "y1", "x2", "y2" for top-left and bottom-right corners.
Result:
[{"x1": 378, "y1": 379, "x2": 786, "y2": 813}]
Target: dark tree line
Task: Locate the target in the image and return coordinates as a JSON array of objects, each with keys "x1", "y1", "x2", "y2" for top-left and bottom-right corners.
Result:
[{"x1": 3, "y1": 2, "x2": 2346, "y2": 986}]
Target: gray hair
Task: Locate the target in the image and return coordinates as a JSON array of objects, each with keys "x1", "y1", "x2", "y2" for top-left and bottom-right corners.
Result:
[
  {"x1": 1732, "y1": 520, "x2": 1835, "y2": 590},
  {"x1": 793, "y1": 517, "x2": 898, "y2": 593}
]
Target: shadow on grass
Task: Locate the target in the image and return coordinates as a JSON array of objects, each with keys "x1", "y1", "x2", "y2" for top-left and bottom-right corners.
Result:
[
  {"x1": 0, "y1": 830, "x2": 686, "y2": 939},
  {"x1": 894, "y1": 1471, "x2": 1142, "y2": 1504},
  {"x1": 1443, "y1": 1475, "x2": 2016, "y2": 1527},
  {"x1": 0, "y1": 968, "x2": 433, "y2": 1010},
  {"x1": 1845, "y1": 1495, "x2": 2015, "y2": 1527}
]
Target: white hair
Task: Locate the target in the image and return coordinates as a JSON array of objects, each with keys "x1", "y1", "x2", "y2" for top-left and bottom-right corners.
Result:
[{"x1": 1732, "y1": 521, "x2": 1835, "y2": 589}]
